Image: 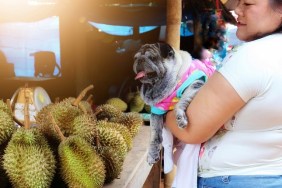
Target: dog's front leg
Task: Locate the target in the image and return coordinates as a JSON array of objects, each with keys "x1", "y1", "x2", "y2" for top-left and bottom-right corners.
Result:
[
  {"x1": 147, "y1": 114, "x2": 164, "y2": 165},
  {"x1": 175, "y1": 79, "x2": 205, "y2": 128}
]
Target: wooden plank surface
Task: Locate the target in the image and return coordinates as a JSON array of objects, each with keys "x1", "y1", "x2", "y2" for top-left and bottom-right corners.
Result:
[{"x1": 104, "y1": 125, "x2": 152, "y2": 188}]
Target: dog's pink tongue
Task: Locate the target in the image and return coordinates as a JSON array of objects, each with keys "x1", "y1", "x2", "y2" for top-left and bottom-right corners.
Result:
[{"x1": 135, "y1": 71, "x2": 146, "y2": 80}]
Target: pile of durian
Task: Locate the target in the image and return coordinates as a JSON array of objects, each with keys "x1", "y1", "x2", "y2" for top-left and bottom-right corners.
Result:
[
  {"x1": 104, "y1": 87, "x2": 150, "y2": 114},
  {"x1": 0, "y1": 85, "x2": 143, "y2": 188}
]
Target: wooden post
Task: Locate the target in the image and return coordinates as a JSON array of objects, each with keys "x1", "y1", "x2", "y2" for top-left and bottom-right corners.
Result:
[
  {"x1": 165, "y1": 0, "x2": 182, "y2": 50},
  {"x1": 164, "y1": 0, "x2": 182, "y2": 187}
]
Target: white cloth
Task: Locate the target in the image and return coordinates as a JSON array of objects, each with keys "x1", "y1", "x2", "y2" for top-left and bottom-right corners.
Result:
[
  {"x1": 162, "y1": 127, "x2": 200, "y2": 188},
  {"x1": 162, "y1": 127, "x2": 174, "y2": 174},
  {"x1": 199, "y1": 34, "x2": 282, "y2": 177}
]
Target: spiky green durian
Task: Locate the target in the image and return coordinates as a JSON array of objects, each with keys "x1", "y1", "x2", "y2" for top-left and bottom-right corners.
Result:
[
  {"x1": 95, "y1": 104, "x2": 122, "y2": 121},
  {"x1": 48, "y1": 98, "x2": 83, "y2": 137},
  {"x1": 40, "y1": 85, "x2": 94, "y2": 140},
  {"x1": 59, "y1": 136, "x2": 105, "y2": 188},
  {"x1": 36, "y1": 103, "x2": 55, "y2": 137},
  {"x1": 0, "y1": 141, "x2": 11, "y2": 188},
  {"x1": 95, "y1": 146, "x2": 124, "y2": 183},
  {"x1": 94, "y1": 122, "x2": 128, "y2": 158},
  {"x1": 36, "y1": 100, "x2": 75, "y2": 137},
  {"x1": 71, "y1": 114, "x2": 97, "y2": 144},
  {"x1": 37, "y1": 102, "x2": 94, "y2": 142},
  {"x1": 3, "y1": 128, "x2": 56, "y2": 188},
  {"x1": 96, "y1": 120, "x2": 132, "y2": 151},
  {"x1": 114, "y1": 112, "x2": 143, "y2": 137},
  {"x1": 0, "y1": 110, "x2": 16, "y2": 145},
  {"x1": 129, "y1": 92, "x2": 145, "y2": 113},
  {"x1": 0, "y1": 100, "x2": 12, "y2": 117},
  {"x1": 105, "y1": 98, "x2": 127, "y2": 112}
]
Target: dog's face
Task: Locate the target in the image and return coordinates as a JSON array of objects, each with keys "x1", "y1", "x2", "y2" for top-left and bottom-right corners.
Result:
[
  {"x1": 133, "y1": 43, "x2": 175, "y2": 85},
  {"x1": 133, "y1": 43, "x2": 187, "y2": 105}
]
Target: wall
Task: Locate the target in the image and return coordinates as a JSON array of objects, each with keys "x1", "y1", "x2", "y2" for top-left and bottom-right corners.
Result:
[{"x1": 0, "y1": 2, "x2": 162, "y2": 105}]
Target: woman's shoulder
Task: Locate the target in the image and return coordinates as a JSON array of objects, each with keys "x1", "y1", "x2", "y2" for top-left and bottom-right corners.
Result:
[
  {"x1": 244, "y1": 34, "x2": 282, "y2": 49},
  {"x1": 235, "y1": 34, "x2": 282, "y2": 57}
]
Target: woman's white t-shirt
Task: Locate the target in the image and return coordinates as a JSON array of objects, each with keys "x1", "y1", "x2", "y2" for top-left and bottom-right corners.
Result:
[{"x1": 198, "y1": 34, "x2": 282, "y2": 177}]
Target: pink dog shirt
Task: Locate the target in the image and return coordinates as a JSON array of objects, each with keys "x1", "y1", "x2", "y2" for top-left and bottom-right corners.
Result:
[{"x1": 151, "y1": 59, "x2": 215, "y2": 115}]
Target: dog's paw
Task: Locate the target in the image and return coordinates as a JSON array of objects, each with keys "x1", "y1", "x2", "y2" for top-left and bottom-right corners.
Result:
[
  {"x1": 175, "y1": 109, "x2": 188, "y2": 129},
  {"x1": 147, "y1": 152, "x2": 160, "y2": 165},
  {"x1": 147, "y1": 143, "x2": 161, "y2": 165}
]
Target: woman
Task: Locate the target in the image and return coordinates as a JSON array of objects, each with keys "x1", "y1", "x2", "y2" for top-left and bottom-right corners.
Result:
[{"x1": 165, "y1": 0, "x2": 282, "y2": 187}]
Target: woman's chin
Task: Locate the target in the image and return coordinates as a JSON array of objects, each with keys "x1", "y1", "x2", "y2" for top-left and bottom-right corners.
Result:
[{"x1": 236, "y1": 31, "x2": 249, "y2": 42}]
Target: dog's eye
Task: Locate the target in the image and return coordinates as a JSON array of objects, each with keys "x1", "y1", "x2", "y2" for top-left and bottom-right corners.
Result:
[{"x1": 168, "y1": 51, "x2": 174, "y2": 57}]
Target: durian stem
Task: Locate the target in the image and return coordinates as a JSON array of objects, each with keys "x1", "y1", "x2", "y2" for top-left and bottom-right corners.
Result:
[
  {"x1": 24, "y1": 88, "x2": 30, "y2": 129},
  {"x1": 93, "y1": 108, "x2": 102, "y2": 118},
  {"x1": 78, "y1": 103, "x2": 87, "y2": 114},
  {"x1": 72, "y1": 85, "x2": 94, "y2": 107},
  {"x1": 86, "y1": 94, "x2": 93, "y2": 105},
  {"x1": 49, "y1": 112, "x2": 66, "y2": 141},
  {"x1": 6, "y1": 99, "x2": 12, "y2": 113},
  {"x1": 54, "y1": 97, "x2": 60, "y2": 103}
]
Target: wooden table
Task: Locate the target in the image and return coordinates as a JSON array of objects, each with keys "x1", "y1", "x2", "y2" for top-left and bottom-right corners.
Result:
[{"x1": 104, "y1": 125, "x2": 162, "y2": 188}]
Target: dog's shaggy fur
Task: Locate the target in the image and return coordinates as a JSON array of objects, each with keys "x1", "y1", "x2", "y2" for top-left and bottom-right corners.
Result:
[{"x1": 133, "y1": 43, "x2": 205, "y2": 164}]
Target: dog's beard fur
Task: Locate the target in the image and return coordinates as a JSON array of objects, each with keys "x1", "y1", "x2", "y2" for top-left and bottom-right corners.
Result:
[{"x1": 133, "y1": 43, "x2": 191, "y2": 106}]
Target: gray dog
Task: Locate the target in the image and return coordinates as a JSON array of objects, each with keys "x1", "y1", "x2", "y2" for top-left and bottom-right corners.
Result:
[{"x1": 133, "y1": 43, "x2": 213, "y2": 165}]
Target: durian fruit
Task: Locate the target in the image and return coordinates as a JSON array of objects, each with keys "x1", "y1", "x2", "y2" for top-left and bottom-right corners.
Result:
[
  {"x1": 0, "y1": 109, "x2": 16, "y2": 146},
  {"x1": 113, "y1": 112, "x2": 143, "y2": 137},
  {"x1": 96, "y1": 120, "x2": 132, "y2": 151},
  {"x1": 95, "y1": 146, "x2": 124, "y2": 183},
  {"x1": 0, "y1": 139, "x2": 12, "y2": 188},
  {"x1": 36, "y1": 103, "x2": 55, "y2": 138},
  {"x1": 51, "y1": 116, "x2": 105, "y2": 188},
  {"x1": 71, "y1": 113, "x2": 97, "y2": 144},
  {"x1": 3, "y1": 92, "x2": 56, "y2": 188},
  {"x1": 129, "y1": 91, "x2": 145, "y2": 113},
  {"x1": 0, "y1": 99, "x2": 13, "y2": 116},
  {"x1": 94, "y1": 121, "x2": 128, "y2": 159},
  {"x1": 95, "y1": 104, "x2": 122, "y2": 121},
  {"x1": 49, "y1": 97, "x2": 83, "y2": 136},
  {"x1": 3, "y1": 128, "x2": 56, "y2": 188},
  {"x1": 36, "y1": 98, "x2": 81, "y2": 141},
  {"x1": 71, "y1": 116, "x2": 127, "y2": 183},
  {"x1": 59, "y1": 136, "x2": 105, "y2": 188},
  {"x1": 36, "y1": 85, "x2": 94, "y2": 139},
  {"x1": 105, "y1": 98, "x2": 127, "y2": 112}
]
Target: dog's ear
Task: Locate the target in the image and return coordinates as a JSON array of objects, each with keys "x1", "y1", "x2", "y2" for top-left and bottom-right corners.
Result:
[{"x1": 157, "y1": 43, "x2": 175, "y2": 59}]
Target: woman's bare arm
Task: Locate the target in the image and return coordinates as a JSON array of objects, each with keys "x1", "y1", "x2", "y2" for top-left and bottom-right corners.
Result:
[{"x1": 165, "y1": 72, "x2": 246, "y2": 144}]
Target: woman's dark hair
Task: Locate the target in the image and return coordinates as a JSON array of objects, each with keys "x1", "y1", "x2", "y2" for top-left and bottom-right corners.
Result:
[
  {"x1": 181, "y1": 0, "x2": 237, "y2": 59},
  {"x1": 270, "y1": 0, "x2": 282, "y2": 13}
]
